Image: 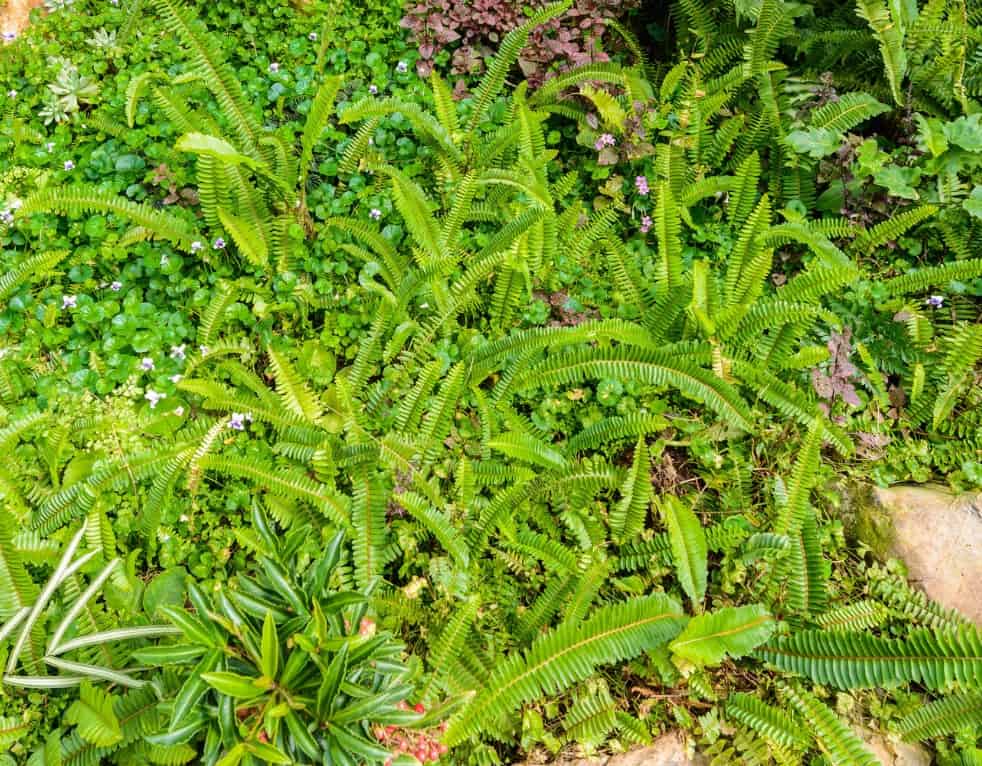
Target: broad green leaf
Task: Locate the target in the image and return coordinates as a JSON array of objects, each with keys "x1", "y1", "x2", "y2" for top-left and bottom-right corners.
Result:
[
  {"x1": 175, "y1": 133, "x2": 260, "y2": 168},
  {"x1": 943, "y1": 114, "x2": 982, "y2": 152},
  {"x1": 964, "y1": 187, "x2": 982, "y2": 220},
  {"x1": 201, "y1": 671, "x2": 263, "y2": 699},
  {"x1": 245, "y1": 741, "x2": 291, "y2": 764},
  {"x1": 670, "y1": 604, "x2": 776, "y2": 667},
  {"x1": 661, "y1": 496, "x2": 707, "y2": 610},
  {"x1": 65, "y1": 682, "x2": 123, "y2": 748},
  {"x1": 786, "y1": 128, "x2": 842, "y2": 159},
  {"x1": 261, "y1": 612, "x2": 280, "y2": 680}
]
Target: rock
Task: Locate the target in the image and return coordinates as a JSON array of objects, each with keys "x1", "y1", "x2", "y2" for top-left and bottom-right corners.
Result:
[
  {"x1": 518, "y1": 733, "x2": 706, "y2": 766},
  {"x1": 846, "y1": 483, "x2": 982, "y2": 625},
  {"x1": 854, "y1": 726, "x2": 931, "y2": 766}
]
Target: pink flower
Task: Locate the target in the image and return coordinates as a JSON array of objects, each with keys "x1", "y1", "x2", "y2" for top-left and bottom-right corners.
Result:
[
  {"x1": 635, "y1": 175, "x2": 650, "y2": 195},
  {"x1": 594, "y1": 133, "x2": 615, "y2": 151},
  {"x1": 640, "y1": 214, "x2": 652, "y2": 234}
]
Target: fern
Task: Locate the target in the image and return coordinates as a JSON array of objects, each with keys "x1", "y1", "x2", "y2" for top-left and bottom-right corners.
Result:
[
  {"x1": 759, "y1": 626, "x2": 982, "y2": 689},
  {"x1": 20, "y1": 187, "x2": 198, "y2": 248},
  {"x1": 444, "y1": 593, "x2": 685, "y2": 745},
  {"x1": 896, "y1": 691, "x2": 982, "y2": 740},
  {"x1": 777, "y1": 681, "x2": 879, "y2": 766}
]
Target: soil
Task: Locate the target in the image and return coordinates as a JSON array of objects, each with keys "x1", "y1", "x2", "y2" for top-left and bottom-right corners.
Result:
[{"x1": 1, "y1": 0, "x2": 44, "y2": 39}]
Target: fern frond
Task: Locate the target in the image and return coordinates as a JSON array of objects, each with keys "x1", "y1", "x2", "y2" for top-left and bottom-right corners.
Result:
[
  {"x1": 759, "y1": 626, "x2": 982, "y2": 689},
  {"x1": 897, "y1": 691, "x2": 982, "y2": 741},
  {"x1": 20, "y1": 187, "x2": 198, "y2": 248},
  {"x1": 443, "y1": 593, "x2": 685, "y2": 745}
]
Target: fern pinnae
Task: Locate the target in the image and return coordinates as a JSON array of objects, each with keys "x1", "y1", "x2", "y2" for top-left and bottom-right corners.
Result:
[
  {"x1": 463, "y1": 0, "x2": 572, "y2": 137},
  {"x1": 444, "y1": 592, "x2": 685, "y2": 745},
  {"x1": 896, "y1": 691, "x2": 982, "y2": 741}
]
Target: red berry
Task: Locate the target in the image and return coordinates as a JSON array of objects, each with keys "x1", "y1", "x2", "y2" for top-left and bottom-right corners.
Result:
[
  {"x1": 414, "y1": 702, "x2": 425, "y2": 713},
  {"x1": 438, "y1": 744, "x2": 448, "y2": 755}
]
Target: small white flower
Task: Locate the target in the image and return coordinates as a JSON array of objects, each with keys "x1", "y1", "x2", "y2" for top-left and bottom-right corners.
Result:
[
  {"x1": 160, "y1": 254, "x2": 170, "y2": 267},
  {"x1": 110, "y1": 280, "x2": 122, "y2": 291},
  {"x1": 369, "y1": 208, "x2": 381, "y2": 220},
  {"x1": 45, "y1": 142, "x2": 55, "y2": 152},
  {"x1": 229, "y1": 412, "x2": 246, "y2": 431},
  {"x1": 308, "y1": 31, "x2": 317, "y2": 41},
  {"x1": 62, "y1": 295, "x2": 77, "y2": 309},
  {"x1": 170, "y1": 344, "x2": 186, "y2": 360},
  {"x1": 7, "y1": 89, "x2": 16, "y2": 98},
  {"x1": 213, "y1": 237, "x2": 225, "y2": 250},
  {"x1": 179, "y1": 513, "x2": 189, "y2": 522},
  {"x1": 9, "y1": 198, "x2": 22, "y2": 210},
  {"x1": 199, "y1": 344, "x2": 209, "y2": 355},
  {"x1": 368, "y1": 84, "x2": 378, "y2": 95},
  {"x1": 396, "y1": 61, "x2": 408, "y2": 74},
  {"x1": 269, "y1": 62, "x2": 280, "y2": 73},
  {"x1": 2, "y1": 32, "x2": 16, "y2": 42},
  {"x1": 140, "y1": 357, "x2": 155, "y2": 371},
  {"x1": 190, "y1": 240, "x2": 203, "y2": 252},
  {"x1": 174, "y1": 405, "x2": 185, "y2": 417},
  {"x1": 170, "y1": 374, "x2": 182, "y2": 384},
  {"x1": 63, "y1": 160, "x2": 75, "y2": 171},
  {"x1": 145, "y1": 389, "x2": 166, "y2": 408}
]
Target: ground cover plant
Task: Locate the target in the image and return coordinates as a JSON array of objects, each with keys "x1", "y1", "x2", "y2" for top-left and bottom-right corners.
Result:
[{"x1": 0, "y1": 0, "x2": 981, "y2": 764}]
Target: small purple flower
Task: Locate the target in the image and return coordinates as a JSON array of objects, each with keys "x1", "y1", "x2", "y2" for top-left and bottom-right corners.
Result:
[
  {"x1": 62, "y1": 295, "x2": 77, "y2": 309},
  {"x1": 190, "y1": 240, "x2": 203, "y2": 252},
  {"x1": 140, "y1": 357, "x2": 155, "y2": 371},
  {"x1": 640, "y1": 214, "x2": 653, "y2": 234},
  {"x1": 170, "y1": 344, "x2": 186, "y2": 361},
  {"x1": 308, "y1": 31, "x2": 318, "y2": 41},
  {"x1": 926, "y1": 295, "x2": 944, "y2": 308},
  {"x1": 0, "y1": 210, "x2": 13, "y2": 225},
  {"x1": 63, "y1": 160, "x2": 75, "y2": 171},
  {"x1": 594, "y1": 133, "x2": 616, "y2": 151},
  {"x1": 173, "y1": 405, "x2": 185, "y2": 417},
  {"x1": 145, "y1": 389, "x2": 166, "y2": 408},
  {"x1": 368, "y1": 84, "x2": 378, "y2": 95},
  {"x1": 396, "y1": 61, "x2": 408, "y2": 74},
  {"x1": 170, "y1": 373, "x2": 183, "y2": 384},
  {"x1": 369, "y1": 208, "x2": 382, "y2": 221},
  {"x1": 635, "y1": 175, "x2": 650, "y2": 195},
  {"x1": 110, "y1": 0, "x2": 119, "y2": 5},
  {"x1": 213, "y1": 237, "x2": 225, "y2": 250},
  {"x1": 45, "y1": 142, "x2": 55, "y2": 152},
  {"x1": 110, "y1": 280, "x2": 122, "y2": 291},
  {"x1": 269, "y1": 62, "x2": 280, "y2": 73},
  {"x1": 199, "y1": 345, "x2": 209, "y2": 355},
  {"x1": 6, "y1": 89, "x2": 16, "y2": 99},
  {"x1": 229, "y1": 412, "x2": 246, "y2": 431},
  {"x1": 3, "y1": 32, "x2": 16, "y2": 42}
]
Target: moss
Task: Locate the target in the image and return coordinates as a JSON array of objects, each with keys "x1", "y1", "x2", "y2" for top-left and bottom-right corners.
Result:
[{"x1": 831, "y1": 479, "x2": 895, "y2": 560}]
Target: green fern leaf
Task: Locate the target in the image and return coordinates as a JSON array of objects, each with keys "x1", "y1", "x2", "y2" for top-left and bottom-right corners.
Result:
[
  {"x1": 444, "y1": 592, "x2": 685, "y2": 745},
  {"x1": 660, "y1": 495, "x2": 708, "y2": 610},
  {"x1": 759, "y1": 626, "x2": 982, "y2": 689},
  {"x1": 609, "y1": 438, "x2": 651, "y2": 543},
  {"x1": 777, "y1": 681, "x2": 879, "y2": 766},
  {"x1": 670, "y1": 604, "x2": 775, "y2": 667},
  {"x1": 897, "y1": 691, "x2": 982, "y2": 741}
]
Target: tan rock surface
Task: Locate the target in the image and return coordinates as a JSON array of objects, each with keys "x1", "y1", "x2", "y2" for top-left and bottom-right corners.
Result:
[{"x1": 873, "y1": 484, "x2": 982, "y2": 624}]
